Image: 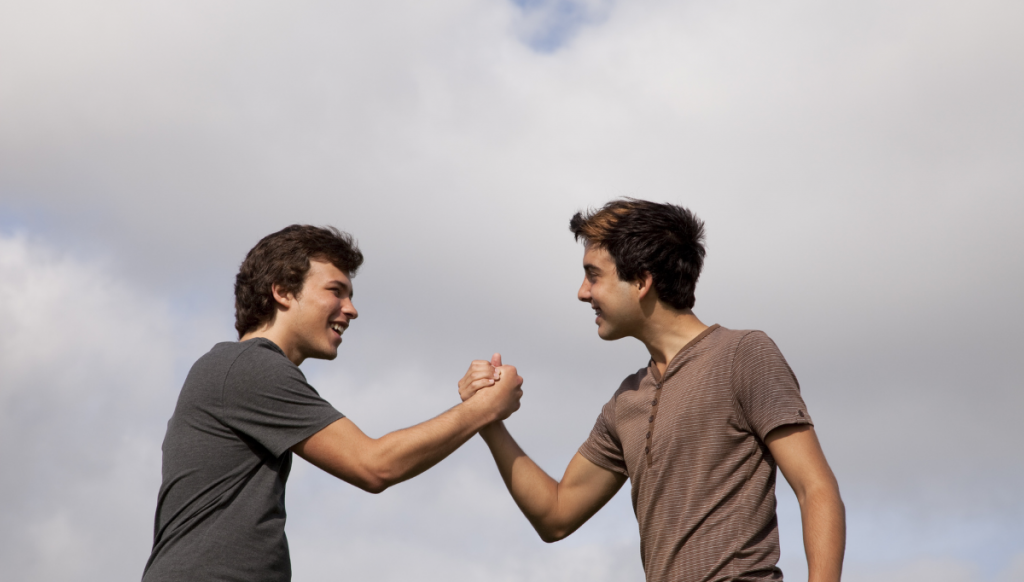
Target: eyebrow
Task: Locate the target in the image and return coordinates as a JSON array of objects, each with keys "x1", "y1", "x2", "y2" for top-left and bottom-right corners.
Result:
[{"x1": 328, "y1": 280, "x2": 353, "y2": 298}]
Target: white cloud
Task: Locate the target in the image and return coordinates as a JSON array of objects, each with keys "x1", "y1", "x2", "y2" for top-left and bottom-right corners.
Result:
[
  {"x1": 845, "y1": 558, "x2": 980, "y2": 582},
  {"x1": 0, "y1": 232, "x2": 647, "y2": 582},
  {"x1": 843, "y1": 553, "x2": 1024, "y2": 582},
  {"x1": 1, "y1": 0, "x2": 1023, "y2": 579},
  {"x1": 0, "y1": 234, "x2": 182, "y2": 581}
]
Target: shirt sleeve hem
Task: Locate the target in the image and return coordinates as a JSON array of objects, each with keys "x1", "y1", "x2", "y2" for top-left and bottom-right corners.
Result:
[
  {"x1": 268, "y1": 411, "x2": 346, "y2": 458},
  {"x1": 578, "y1": 443, "x2": 629, "y2": 477},
  {"x1": 758, "y1": 416, "x2": 814, "y2": 441}
]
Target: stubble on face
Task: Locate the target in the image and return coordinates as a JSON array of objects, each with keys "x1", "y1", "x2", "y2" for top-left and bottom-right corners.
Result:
[{"x1": 579, "y1": 245, "x2": 642, "y2": 341}]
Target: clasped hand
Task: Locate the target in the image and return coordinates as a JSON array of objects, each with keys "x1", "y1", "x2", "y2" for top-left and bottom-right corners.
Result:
[{"x1": 458, "y1": 353, "x2": 523, "y2": 421}]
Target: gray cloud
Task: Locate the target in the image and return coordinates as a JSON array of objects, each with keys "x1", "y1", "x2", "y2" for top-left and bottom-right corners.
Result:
[
  {"x1": 0, "y1": 235, "x2": 182, "y2": 580},
  {"x1": 1, "y1": 0, "x2": 1022, "y2": 580}
]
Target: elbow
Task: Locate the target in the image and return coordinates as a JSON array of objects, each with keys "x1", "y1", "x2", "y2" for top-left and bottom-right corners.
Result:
[
  {"x1": 835, "y1": 494, "x2": 847, "y2": 518},
  {"x1": 360, "y1": 464, "x2": 403, "y2": 494},
  {"x1": 323, "y1": 468, "x2": 391, "y2": 494},
  {"x1": 535, "y1": 524, "x2": 571, "y2": 544},
  {"x1": 539, "y1": 532, "x2": 565, "y2": 544},
  {"x1": 345, "y1": 464, "x2": 396, "y2": 494},
  {"x1": 359, "y1": 478, "x2": 390, "y2": 494},
  {"x1": 529, "y1": 505, "x2": 580, "y2": 543},
  {"x1": 798, "y1": 481, "x2": 844, "y2": 510},
  {"x1": 360, "y1": 470, "x2": 398, "y2": 494}
]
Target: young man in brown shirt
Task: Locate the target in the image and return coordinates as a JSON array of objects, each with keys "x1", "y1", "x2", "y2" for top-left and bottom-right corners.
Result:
[{"x1": 458, "y1": 201, "x2": 845, "y2": 581}]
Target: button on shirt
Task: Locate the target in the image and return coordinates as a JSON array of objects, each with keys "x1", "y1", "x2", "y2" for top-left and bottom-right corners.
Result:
[{"x1": 578, "y1": 325, "x2": 812, "y2": 582}]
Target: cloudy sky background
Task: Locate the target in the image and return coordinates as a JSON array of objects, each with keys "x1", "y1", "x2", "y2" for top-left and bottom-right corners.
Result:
[{"x1": 1, "y1": 0, "x2": 1022, "y2": 580}]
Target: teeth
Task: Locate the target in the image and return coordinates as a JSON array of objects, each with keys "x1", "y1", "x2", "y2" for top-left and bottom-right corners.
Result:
[{"x1": 331, "y1": 324, "x2": 344, "y2": 334}]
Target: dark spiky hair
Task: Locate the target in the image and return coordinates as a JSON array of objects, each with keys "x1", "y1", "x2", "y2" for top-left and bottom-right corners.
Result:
[{"x1": 570, "y1": 199, "x2": 706, "y2": 310}]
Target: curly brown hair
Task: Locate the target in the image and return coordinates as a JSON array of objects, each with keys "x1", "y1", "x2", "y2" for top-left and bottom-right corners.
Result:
[
  {"x1": 234, "y1": 225, "x2": 364, "y2": 338},
  {"x1": 570, "y1": 199, "x2": 706, "y2": 311}
]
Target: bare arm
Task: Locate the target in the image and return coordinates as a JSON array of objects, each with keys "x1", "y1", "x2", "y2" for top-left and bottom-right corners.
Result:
[
  {"x1": 458, "y1": 355, "x2": 627, "y2": 542},
  {"x1": 479, "y1": 422, "x2": 627, "y2": 542},
  {"x1": 766, "y1": 424, "x2": 845, "y2": 582},
  {"x1": 293, "y1": 365, "x2": 523, "y2": 494}
]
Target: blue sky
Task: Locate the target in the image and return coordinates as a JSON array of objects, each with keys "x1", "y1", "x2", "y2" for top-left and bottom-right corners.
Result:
[
  {"x1": 510, "y1": 0, "x2": 612, "y2": 51},
  {"x1": 1, "y1": 1, "x2": 1022, "y2": 581}
]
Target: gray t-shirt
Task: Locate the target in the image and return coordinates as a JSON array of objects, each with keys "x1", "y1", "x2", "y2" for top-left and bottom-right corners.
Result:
[{"x1": 143, "y1": 338, "x2": 344, "y2": 582}]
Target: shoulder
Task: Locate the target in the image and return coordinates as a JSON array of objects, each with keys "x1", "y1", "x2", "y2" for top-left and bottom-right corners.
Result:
[
  {"x1": 731, "y1": 329, "x2": 784, "y2": 358},
  {"x1": 701, "y1": 327, "x2": 781, "y2": 357},
  {"x1": 695, "y1": 328, "x2": 791, "y2": 383},
  {"x1": 707, "y1": 326, "x2": 768, "y2": 345},
  {"x1": 191, "y1": 338, "x2": 292, "y2": 376},
  {"x1": 727, "y1": 329, "x2": 798, "y2": 390},
  {"x1": 192, "y1": 339, "x2": 305, "y2": 395},
  {"x1": 234, "y1": 338, "x2": 290, "y2": 362},
  {"x1": 612, "y1": 366, "x2": 649, "y2": 399},
  {"x1": 591, "y1": 366, "x2": 649, "y2": 425},
  {"x1": 230, "y1": 339, "x2": 309, "y2": 388},
  {"x1": 226, "y1": 338, "x2": 297, "y2": 372},
  {"x1": 184, "y1": 341, "x2": 253, "y2": 384}
]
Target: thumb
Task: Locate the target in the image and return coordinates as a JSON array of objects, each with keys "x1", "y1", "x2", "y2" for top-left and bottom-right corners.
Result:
[{"x1": 491, "y1": 353, "x2": 503, "y2": 368}]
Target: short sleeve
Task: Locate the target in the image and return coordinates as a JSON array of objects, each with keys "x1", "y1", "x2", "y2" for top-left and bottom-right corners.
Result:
[
  {"x1": 221, "y1": 342, "x2": 345, "y2": 458},
  {"x1": 578, "y1": 396, "x2": 629, "y2": 477},
  {"x1": 732, "y1": 331, "x2": 812, "y2": 440}
]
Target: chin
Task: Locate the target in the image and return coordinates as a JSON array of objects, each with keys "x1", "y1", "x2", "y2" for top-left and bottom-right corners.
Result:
[
  {"x1": 311, "y1": 346, "x2": 340, "y2": 360},
  {"x1": 597, "y1": 326, "x2": 626, "y2": 341}
]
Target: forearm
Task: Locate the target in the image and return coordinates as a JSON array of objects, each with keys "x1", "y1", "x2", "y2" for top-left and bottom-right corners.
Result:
[
  {"x1": 799, "y1": 484, "x2": 846, "y2": 582},
  {"x1": 765, "y1": 424, "x2": 845, "y2": 581},
  {"x1": 370, "y1": 399, "x2": 499, "y2": 488},
  {"x1": 479, "y1": 422, "x2": 571, "y2": 541}
]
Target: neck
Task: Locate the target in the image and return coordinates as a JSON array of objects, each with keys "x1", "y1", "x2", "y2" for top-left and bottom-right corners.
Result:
[
  {"x1": 636, "y1": 308, "x2": 709, "y2": 377},
  {"x1": 241, "y1": 320, "x2": 305, "y2": 366}
]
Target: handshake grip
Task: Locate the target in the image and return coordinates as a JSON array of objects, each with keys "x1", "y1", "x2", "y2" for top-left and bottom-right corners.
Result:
[{"x1": 458, "y1": 353, "x2": 524, "y2": 421}]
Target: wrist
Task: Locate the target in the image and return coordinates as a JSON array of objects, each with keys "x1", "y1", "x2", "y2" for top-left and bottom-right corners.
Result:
[
  {"x1": 460, "y1": 393, "x2": 501, "y2": 428},
  {"x1": 479, "y1": 421, "x2": 509, "y2": 446},
  {"x1": 479, "y1": 421, "x2": 503, "y2": 440}
]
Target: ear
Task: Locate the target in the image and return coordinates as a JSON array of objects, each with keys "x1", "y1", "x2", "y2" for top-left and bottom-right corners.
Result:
[
  {"x1": 636, "y1": 271, "x2": 655, "y2": 300},
  {"x1": 270, "y1": 283, "x2": 296, "y2": 310}
]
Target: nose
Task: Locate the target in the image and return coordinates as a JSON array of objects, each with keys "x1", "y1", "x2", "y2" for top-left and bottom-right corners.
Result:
[
  {"x1": 343, "y1": 298, "x2": 358, "y2": 320},
  {"x1": 577, "y1": 277, "x2": 591, "y2": 303}
]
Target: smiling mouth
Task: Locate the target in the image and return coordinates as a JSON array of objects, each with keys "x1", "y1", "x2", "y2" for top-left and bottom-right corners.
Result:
[{"x1": 330, "y1": 323, "x2": 346, "y2": 336}]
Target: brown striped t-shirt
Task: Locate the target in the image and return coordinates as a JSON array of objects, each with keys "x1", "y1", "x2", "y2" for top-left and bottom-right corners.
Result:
[{"x1": 579, "y1": 325, "x2": 812, "y2": 582}]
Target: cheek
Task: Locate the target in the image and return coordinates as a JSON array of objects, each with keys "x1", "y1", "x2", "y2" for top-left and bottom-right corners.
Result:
[
  {"x1": 603, "y1": 286, "x2": 630, "y2": 311},
  {"x1": 309, "y1": 298, "x2": 336, "y2": 320}
]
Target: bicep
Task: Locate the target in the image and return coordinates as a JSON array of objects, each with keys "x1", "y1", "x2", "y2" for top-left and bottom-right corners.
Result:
[
  {"x1": 292, "y1": 418, "x2": 384, "y2": 492},
  {"x1": 554, "y1": 453, "x2": 628, "y2": 533},
  {"x1": 765, "y1": 424, "x2": 838, "y2": 499}
]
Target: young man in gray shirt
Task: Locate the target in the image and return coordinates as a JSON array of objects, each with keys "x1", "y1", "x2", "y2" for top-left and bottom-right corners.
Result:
[{"x1": 143, "y1": 225, "x2": 523, "y2": 582}]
